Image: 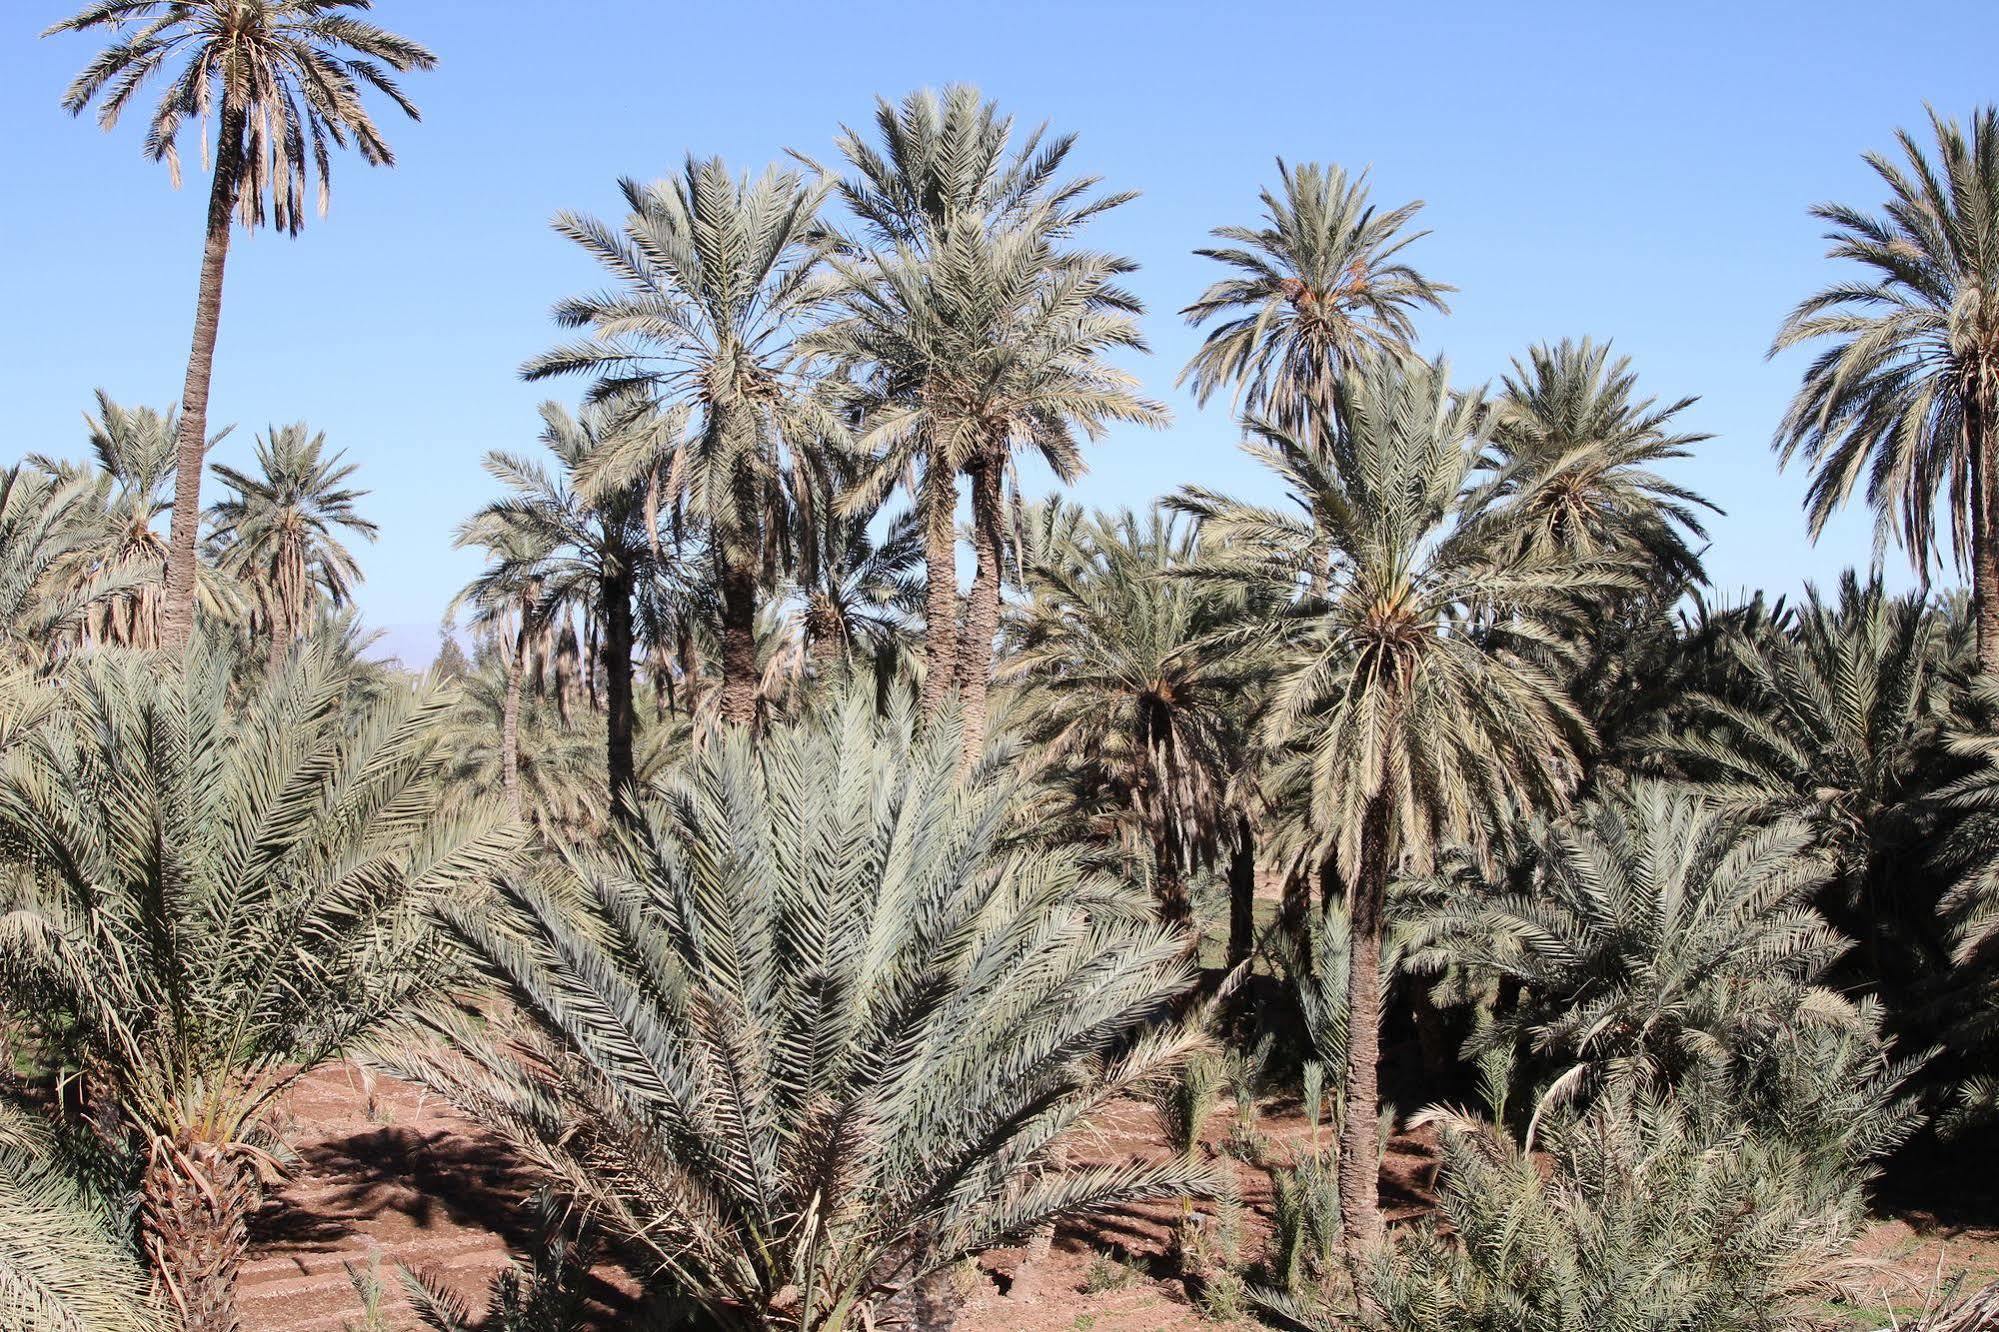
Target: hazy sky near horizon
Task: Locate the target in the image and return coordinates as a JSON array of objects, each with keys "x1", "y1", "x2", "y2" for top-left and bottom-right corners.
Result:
[{"x1": 6, "y1": 0, "x2": 1998, "y2": 643}]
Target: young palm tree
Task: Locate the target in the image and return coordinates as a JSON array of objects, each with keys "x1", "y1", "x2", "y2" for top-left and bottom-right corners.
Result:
[
  {"x1": 1180, "y1": 160, "x2": 1451, "y2": 435},
  {"x1": 0, "y1": 1102, "x2": 160, "y2": 1332},
  {"x1": 0, "y1": 634, "x2": 521, "y2": 1332},
  {"x1": 1176, "y1": 352, "x2": 1603, "y2": 1253},
  {"x1": 45, "y1": 1, "x2": 435, "y2": 651},
  {"x1": 60, "y1": 394, "x2": 192, "y2": 649},
  {"x1": 206, "y1": 423, "x2": 378, "y2": 668},
  {"x1": 392, "y1": 686, "x2": 1216, "y2": 1332},
  {"x1": 1484, "y1": 338, "x2": 1718, "y2": 590},
  {"x1": 796, "y1": 497, "x2": 923, "y2": 680},
  {"x1": 1004, "y1": 506, "x2": 1268, "y2": 929},
  {"x1": 1657, "y1": 575, "x2": 1955, "y2": 972},
  {"x1": 811, "y1": 86, "x2": 1166, "y2": 757},
  {"x1": 522, "y1": 158, "x2": 833, "y2": 728},
  {"x1": 1772, "y1": 105, "x2": 1999, "y2": 672},
  {"x1": 458, "y1": 399, "x2": 663, "y2": 812},
  {"x1": 0, "y1": 465, "x2": 131, "y2": 667},
  {"x1": 1420, "y1": 782, "x2": 1852, "y2": 1135}
]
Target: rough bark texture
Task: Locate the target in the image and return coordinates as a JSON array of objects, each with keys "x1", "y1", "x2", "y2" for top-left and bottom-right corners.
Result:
[
  {"x1": 1972, "y1": 396, "x2": 1999, "y2": 676},
  {"x1": 956, "y1": 456, "x2": 1005, "y2": 766},
  {"x1": 1227, "y1": 813, "x2": 1257, "y2": 971},
  {"x1": 1338, "y1": 793, "x2": 1390, "y2": 1259},
  {"x1": 805, "y1": 596, "x2": 843, "y2": 680},
  {"x1": 503, "y1": 624, "x2": 526, "y2": 819},
  {"x1": 602, "y1": 570, "x2": 636, "y2": 817},
  {"x1": 143, "y1": 1139, "x2": 255, "y2": 1332},
  {"x1": 919, "y1": 458, "x2": 962, "y2": 725},
  {"x1": 161, "y1": 106, "x2": 246, "y2": 652},
  {"x1": 717, "y1": 544, "x2": 760, "y2": 728}
]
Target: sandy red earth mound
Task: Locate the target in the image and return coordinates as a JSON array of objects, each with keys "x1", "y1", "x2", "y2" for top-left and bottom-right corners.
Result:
[{"x1": 239, "y1": 1065, "x2": 1997, "y2": 1332}]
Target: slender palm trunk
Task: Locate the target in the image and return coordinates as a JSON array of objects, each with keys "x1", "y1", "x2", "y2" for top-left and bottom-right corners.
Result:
[
  {"x1": 161, "y1": 110, "x2": 245, "y2": 653},
  {"x1": 1227, "y1": 812, "x2": 1257, "y2": 971},
  {"x1": 717, "y1": 541, "x2": 760, "y2": 727},
  {"x1": 920, "y1": 455, "x2": 962, "y2": 724},
  {"x1": 1972, "y1": 398, "x2": 1999, "y2": 675},
  {"x1": 503, "y1": 620, "x2": 527, "y2": 819},
  {"x1": 1338, "y1": 792, "x2": 1390, "y2": 1260},
  {"x1": 601, "y1": 569, "x2": 636, "y2": 817},
  {"x1": 142, "y1": 1139, "x2": 255, "y2": 1332},
  {"x1": 956, "y1": 456, "x2": 1005, "y2": 765}
]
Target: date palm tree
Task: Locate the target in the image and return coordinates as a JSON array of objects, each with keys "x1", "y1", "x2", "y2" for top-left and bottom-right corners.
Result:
[
  {"x1": 1772, "y1": 105, "x2": 1999, "y2": 673},
  {"x1": 811, "y1": 86, "x2": 1165, "y2": 758},
  {"x1": 1181, "y1": 160, "x2": 1451, "y2": 435},
  {"x1": 393, "y1": 686, "x2": 1217, "y2": 1332},
  {"x1": 1005, "y1": 506, "x2": 1268, "y2": 929},
  {"x1": 0, "y1": 465, "x2": 131, "y2": 667},
  {"x1": 1484, "y1": 338, "x2": 1718, "y2": 590},
  {"x1": 0, "y1": 634, "x2": 521, "y2": 1332},
  {"x1": 45, "y1": 1, "x2": 436, "y2": 651},
  {"x1": 448, "y1": 525, "x2": 555, "y2": 819},
  {"x1": 459, "y1": 398, "x2": 663, "y2": 812},
  {"x1": 206, "y1": 423, "x2": 378, "y2": 668},
  {"x1": 522, "y1": 158, "x2": 834, "y2": 728},
  {"x1": 1176, "y1": 352, "x2": 1604, "y2": 1254}
]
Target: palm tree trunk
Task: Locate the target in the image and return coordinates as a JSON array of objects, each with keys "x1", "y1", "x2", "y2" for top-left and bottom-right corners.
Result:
[
  {"x1": 1227, "y1": 812, "x2": 1257, "y2": 971},
  {"x1": 142, "y1": 1139, "x2": 255, "y2": 1332},
  {"x1": 920, "y1": 455, "x2": 962, "y2": 725},
  {"x1": 717, "y1": 542, "x2": 760, "y2": 727},
  {"x1": 1972, "y1": 398, "x2": 1999, "y2": 675},
  {"x1": 503, "y1": 621, "x2": 526, "y2": 819},
  {"x1": 1338, "y1": 792, "x2": 1390, "y2": 1260},
  {"x1": 601, "y1": 570, "x2": 636, "y2": 817},
  {"x1": 956, "y1": 456, "x2": 1005, "y2": 765},
  {"x1": 160, "y1": 109, "x2": 245, "y2": 653}
]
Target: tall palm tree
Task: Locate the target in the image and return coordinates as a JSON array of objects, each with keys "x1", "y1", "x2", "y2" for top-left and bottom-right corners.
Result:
[
  {"x1": 1772, "y1": 105, "x2": 1999, "y2": 673},
  {"x1": 1005, "y1": 506, "x2": 1268, "y2": 930},
  {"x1": 0, "y1": 635, "x2": 520, "y2": 1332},
  {"x1": 1176, "y1": 352, "x2": 1603, "y2": 1254},
  {"x1": 448, "y1": 524, "x2": 555, "y2": 820},
  {"x1": 206, "y1": 423, "x2": 378, "y2": 668},
  {"x1": 1484, "y1": 338, "x2": 1718, "y2": 590},
  {"x1": 45, "y1": 1, "x2": 435, "y2": 651},
  {"x1": 391, "y1": 686, "x2": 1216, "y2": 1332},
  {"x1": 1180, "y1": 160, "x2": 1451, "y2": 435},
  {"x1": 811, "y1": 86, "x2": 1165, "y2": 758},
  {"x1": 523, "y1": 158, "x2": 833, "y2": 728},
  {"x1": 458, "y1": 399, "x2": 662, "y2": 812}
]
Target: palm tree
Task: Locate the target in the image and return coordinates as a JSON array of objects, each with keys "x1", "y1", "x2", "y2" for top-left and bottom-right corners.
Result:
[
  {"x1": 1772, "y1": 105, "x2": 1999, "y2": 673},
  {"x1": 796, "y1": 497, "x2": 923, "y2": 681},
  {"x1": 45, "y1": 1, "x2": 435, "y2": 651},
  {"x1": 206, "y1": 423, "x2": 378, "y2": 668},
  {"x1": 1419, "y1": 782, "x2": 1852, "y2": 1136},
  {"x1": 1004, "y1": 506, "x2": 1267, "y2": 930},
  {"x1": 391, "y1": 686, "x2": 1216, "y2": 1332},
  {"x1": 1656, "y1": 575, "x2": 1956, "y2": 975},
  {"x1": 458, "y1": 398, "x2": 663, "y2": 812},
  {"x1": 811, "y1": 85, "x2": 1166, "y2": 759},
  {"x1": 1176, "y1": 352, "x2": 1603, "y2": 1254},
  {"x1": 0, "y1": 1102, "x2": 160, "y2": 1332},
  {"x1": 0, "y1": 634, "x2": 520, "y2": 1332},
  {"x1": 1180, "y1": 160, "x2": 1451, "y2": 435},
  {"x1": 449, "y1": 524, "x2": 556, "y2": 819},
  {"x1": 1485, "y1": 338, "x2": 1718, "y2": 590},
  {"x1": 0, "y1": 465, "x2": 131, "y2": 666},
  {"x1": 522, "y1": 158, "x2": 833, "y2": 728}
]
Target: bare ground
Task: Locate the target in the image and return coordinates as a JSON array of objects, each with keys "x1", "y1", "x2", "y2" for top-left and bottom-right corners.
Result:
[{"x1": 237, "y1": 1065, "x2": 1999, "y2": 1332}]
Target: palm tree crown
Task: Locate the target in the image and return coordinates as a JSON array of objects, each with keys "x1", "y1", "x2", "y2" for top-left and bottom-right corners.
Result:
[
  {"x1": 1772, "y1": 105, "x2": 1999, "y2": 670},
  {"x1": 1181, "y1": 160, "x2": 1452, "y2": 433}
]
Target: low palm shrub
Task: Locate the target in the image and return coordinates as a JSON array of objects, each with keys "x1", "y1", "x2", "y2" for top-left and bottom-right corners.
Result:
[{"x1": 398, "y1": 689, "x2": 1217, "y2": 1332}]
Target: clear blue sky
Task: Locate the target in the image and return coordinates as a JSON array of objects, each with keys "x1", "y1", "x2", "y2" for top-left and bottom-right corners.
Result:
[{"x1": 5, "y1": 0, "x2": 1996, "y2": 653}]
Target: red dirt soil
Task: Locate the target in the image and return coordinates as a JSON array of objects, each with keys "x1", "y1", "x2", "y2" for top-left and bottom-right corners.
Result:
[{"x1": 239, "y1": 1065, "x2": 1999, "y2": 1332}]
